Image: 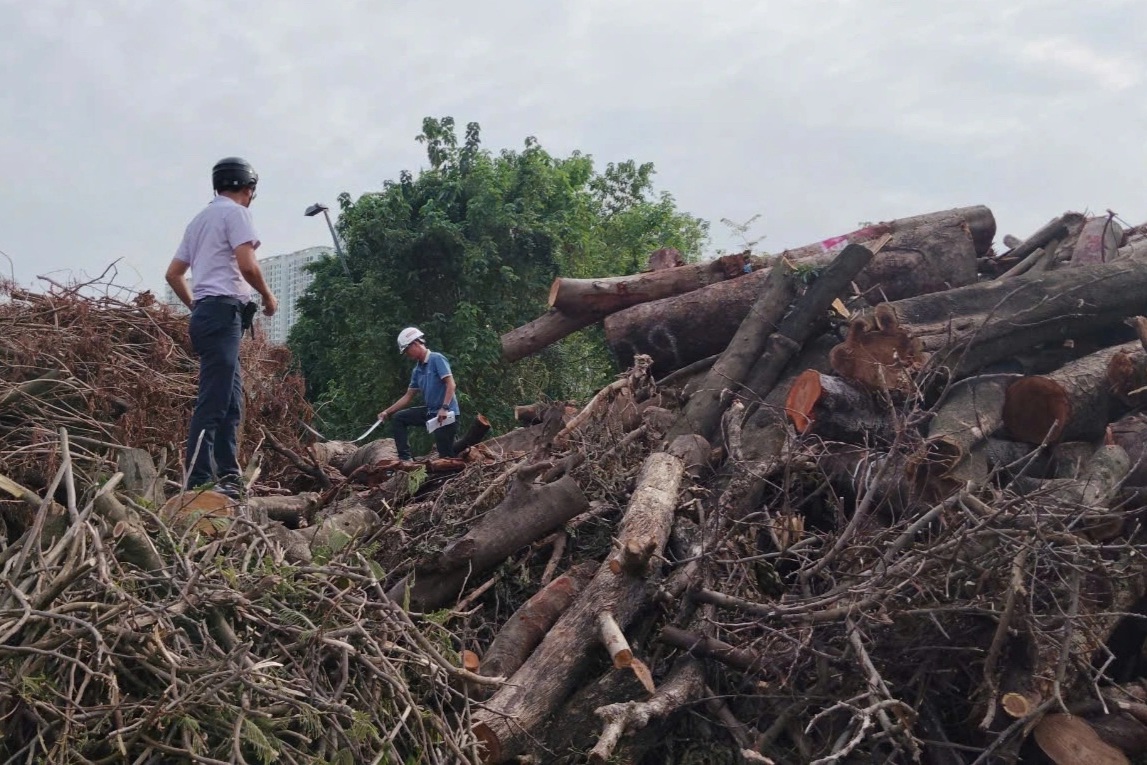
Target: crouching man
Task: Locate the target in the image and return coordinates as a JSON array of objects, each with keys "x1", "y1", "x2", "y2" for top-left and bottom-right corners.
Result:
[{"x1": 377, "y1": 327, "x2": 460, "y2": 461}]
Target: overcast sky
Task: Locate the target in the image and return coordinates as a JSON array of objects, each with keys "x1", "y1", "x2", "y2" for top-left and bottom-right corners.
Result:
[{"x1": 2, "y1": 0, "x2": 1143, "y2": 294}]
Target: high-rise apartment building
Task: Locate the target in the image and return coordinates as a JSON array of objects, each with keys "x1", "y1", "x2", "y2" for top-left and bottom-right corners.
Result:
[
  {"x1": 256, "y1": 246, "x2": 333, "y2": 344},
  {"x1": 161, "y1": 245, "x2": 334, "y2": 345}
]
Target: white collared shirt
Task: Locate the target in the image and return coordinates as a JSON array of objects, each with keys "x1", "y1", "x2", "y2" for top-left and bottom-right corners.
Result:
[{"x1": 174, "y1": 195, "x2": 261, "y2": 301}]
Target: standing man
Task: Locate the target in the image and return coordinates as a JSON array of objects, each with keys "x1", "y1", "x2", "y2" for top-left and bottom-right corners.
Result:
[
  {"x1": 377, "y1": 327, "x2": 460, "y2": 461},
  {"x1": 165, "y1": 157, "x2": 278, "y2": 498}
]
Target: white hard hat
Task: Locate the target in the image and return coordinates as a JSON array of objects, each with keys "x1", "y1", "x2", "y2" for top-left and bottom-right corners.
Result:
[{"x1": 397, "y1": 326, "x2": 425, "y2": 354}]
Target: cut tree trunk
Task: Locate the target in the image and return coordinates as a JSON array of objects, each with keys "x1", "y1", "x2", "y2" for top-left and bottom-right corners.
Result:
[
  {"x1": 606, "y1": 207, "x2": 994, "y2": 374},
  {"x1": 604, "y1": 268, "x2": 772, "y2": 376},
  {"x1": 830, "y1": 256, "x2": 1147, "y2": 386},
  {"x1": 1071, "y1": 216, "x2": 1125, "y2": 267},
  {"x1": 785, "y1": 370, "x2": 892, "y2": 444},
  {"x1": 387, "y1": 470, "x2": 589, "y2": 612},
  {"x1": 671, "y1": 243, "x2": 874, "y2": 442},
  {"x1": 911, "y1": 374, "x2": 1021, "y2": 493},
  {"x1": 477, "y1": 561, "x2": 596, "y2": 686},
  {"x1": 1033, "y1": 714, "x2": 1130, "y2": 765},
  {"x1": 472, "y1": 439, "x2": 697, "y2": 763},
  {"x1": 453, "y1": 414, "x2": 491, "y2": 454},
  {"x1": 770, "y1": 205, "x2": 995, "y2": 282},
  {"x1": 500, "y1": 308, "x2": 602, "y2": 364},
  {"x1": 665, "y1": 257, "x2": 797, "y2": 441},
  {"x1": 1002, "y1": 342, "x2": 1140, "y2": 445},
  {"x1": 549, "y1": 253, "x2": 749, "y2": 316},
  {"x1": 501, "y1": 254, "x2": 750, "y2": 363},
  {"x1": 116, "y1": 447, "x2": 165, "y2": 508}
]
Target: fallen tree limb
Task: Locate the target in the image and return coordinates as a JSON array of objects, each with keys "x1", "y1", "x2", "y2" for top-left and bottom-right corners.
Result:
[
  {"x1": 501, "y1": 254, "x2": 751, "y2": 363},
  {"x1": 478, "y1": 561, "x2": 596, "y2": 685},
  {"x1": 472, "y1": 439, "x2": 697, "y2": 762},
  {"x1": 387, "y1": 470, "x2": 589, "y2": 612},
  {"x1": 667, "y1": 255, "x2": 798, "y2": 440},
  {"x1": 674, "y1": 242, "x2": 878, "y2": 442},
  {"x1": 588, "y1": 659, "x2": 707, "y2": 764},
  {"x1": 549, "y1": 253, "x2": 749, "y2": 316}
]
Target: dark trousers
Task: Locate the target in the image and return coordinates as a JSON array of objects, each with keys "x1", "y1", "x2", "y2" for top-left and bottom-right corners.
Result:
[
  {"x1": 185, "y1": 298, "x2": 243, "y2": 488},
  {"x1": 392, "y1": 406, "x2": 458, "y2": 460}
]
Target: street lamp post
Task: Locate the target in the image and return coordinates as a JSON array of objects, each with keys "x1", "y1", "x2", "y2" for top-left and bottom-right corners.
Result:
[{"x1": 305, "y1": 203, "x2": 351, "y2": 276}]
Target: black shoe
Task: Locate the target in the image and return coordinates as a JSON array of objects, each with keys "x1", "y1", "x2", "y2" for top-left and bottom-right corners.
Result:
[{"x1": 216, "y1": 475, "x2": 244, "y2": 500}]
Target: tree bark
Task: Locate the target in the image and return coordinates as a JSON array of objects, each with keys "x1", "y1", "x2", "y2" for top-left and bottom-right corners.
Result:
[
  {"x1": 666, "y1": 258, "x2": 797, "y2": 441},
  {"x1": 910, "y1": 374, "x2": 1020, "y2": 493},
  {"x1": 772, "y1": 208, "x2": 983, "y2": 302},
  {"x1": 604, "y1": 269, "x2": 770, "y2": 376},
  {"x1": 606, "y1": 207, "x2": 994, "y2": 374},
  {"x1": 1002, "y1": 342, "x2": 1140, "y2": 445},
  {"x1": 472, "y1": 441, "x2": 695, "y2": 763},
  {"x1": 1070, "y1": 216, "x2": 1125, "y2": 267},
  {"x1": 387, "y1": 471, "x2": 589, "y2": 612},
  {"x1": 831, "y1": 257, "x2": 1147, "y2": 385},
  {"x1": 549, "y1": 253, "x2": 749, "y2": 315},
  {"x1": 672, "y1": 244, "x2": 874, "y2": 442},
  {"x1": 500, "y1": 308, "x2": 601, "y2": 363},
  {"x1": 478, "y1": 561, "x2": 596, "y2": 685},
  {"x1": 501, "y1": 255, "x2": 751, "y2": 363}
]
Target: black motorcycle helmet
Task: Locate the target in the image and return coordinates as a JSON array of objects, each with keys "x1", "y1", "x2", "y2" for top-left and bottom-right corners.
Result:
[{"x1": 212, "y1": 157, "x2": 259, "y2": 192}]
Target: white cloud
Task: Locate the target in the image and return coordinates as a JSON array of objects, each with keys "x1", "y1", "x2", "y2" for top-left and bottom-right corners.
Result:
[
  {"x1": 0, "y1": 0, "x2": 1146, "y2": 291},
  {"x1": 1020, "y1": 35, "x2": 1140, "y2": 91}
]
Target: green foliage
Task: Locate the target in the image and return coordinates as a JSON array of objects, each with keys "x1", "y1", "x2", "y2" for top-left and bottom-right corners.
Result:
[{"x1": 290, "y1": 117, "x2": 708, "y2": 437}]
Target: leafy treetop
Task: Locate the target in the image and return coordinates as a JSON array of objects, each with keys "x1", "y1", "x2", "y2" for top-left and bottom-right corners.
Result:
[{"x1": 290, "y1": 117, "x2": 708, "y2": 439}]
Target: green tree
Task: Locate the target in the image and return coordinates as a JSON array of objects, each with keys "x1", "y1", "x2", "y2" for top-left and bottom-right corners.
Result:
[{"x1": 290, "y1": 117, "x2": 707, "y2": 439}]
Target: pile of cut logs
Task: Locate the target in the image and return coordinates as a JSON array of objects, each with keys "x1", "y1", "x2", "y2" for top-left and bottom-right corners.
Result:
[{"x1": 8, "y1": 204, "x2": 1147, "y2": 764}]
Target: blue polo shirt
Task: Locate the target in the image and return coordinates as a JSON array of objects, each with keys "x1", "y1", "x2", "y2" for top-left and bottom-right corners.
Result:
[{"x1": 409, "y1": 351, "x2": 460, "y2": 414}]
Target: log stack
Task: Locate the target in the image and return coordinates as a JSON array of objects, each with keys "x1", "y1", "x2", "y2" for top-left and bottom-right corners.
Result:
[{"x1": 10, "y1": 205, "x2": 1147, "y2": 764}]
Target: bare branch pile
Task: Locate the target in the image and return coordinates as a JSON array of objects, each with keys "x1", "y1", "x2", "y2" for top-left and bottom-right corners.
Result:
[{"x1": 8, "y1": 205, "x2": 1147, "y2": 764}]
